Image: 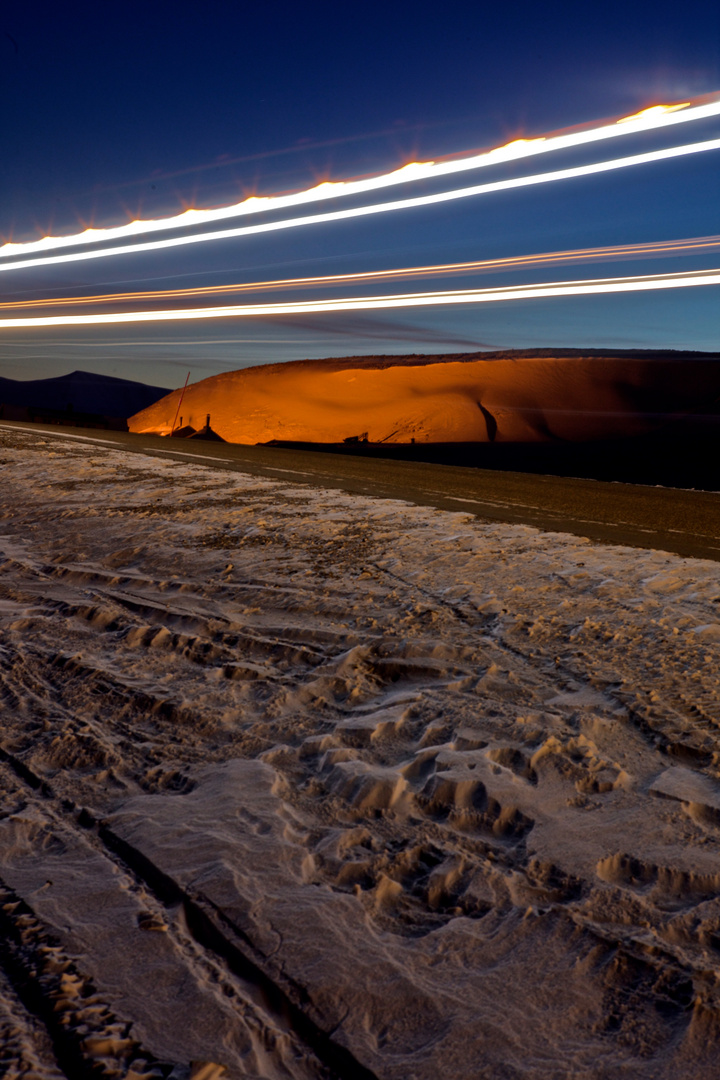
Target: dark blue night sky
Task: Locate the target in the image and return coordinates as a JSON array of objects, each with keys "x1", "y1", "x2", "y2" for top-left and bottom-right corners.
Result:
[{"x1": 1, "y1": 0, "x2": 719, "y2": 386}]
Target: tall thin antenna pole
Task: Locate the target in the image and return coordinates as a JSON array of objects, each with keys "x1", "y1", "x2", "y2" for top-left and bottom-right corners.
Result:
[{"x1": 171, "y1": 372, "x2": 190, "y2": 435}]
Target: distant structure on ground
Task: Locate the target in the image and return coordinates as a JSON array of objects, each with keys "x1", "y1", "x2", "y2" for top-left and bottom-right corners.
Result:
[{"x1": 187, "y1": 414, "x2": 226, "y2": 442}]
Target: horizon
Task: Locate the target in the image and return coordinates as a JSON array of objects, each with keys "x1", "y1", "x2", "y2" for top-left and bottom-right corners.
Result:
[{"x1": 4, "y1": 343, "x2": 720, "y2": 395}]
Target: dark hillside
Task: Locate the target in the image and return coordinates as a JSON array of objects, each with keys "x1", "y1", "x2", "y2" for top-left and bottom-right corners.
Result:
[{"x1": 0, "y1": 370, "x2": 171, "y2": 418}]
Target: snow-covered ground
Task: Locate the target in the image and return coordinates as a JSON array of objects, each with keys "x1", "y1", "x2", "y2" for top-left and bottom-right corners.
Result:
[
  {"x1": 128, "y1": 352, "x2": 720, "y2": 446},
  {"x1": 1, "y1": 426, "x2": 720, "y2": 1079}
]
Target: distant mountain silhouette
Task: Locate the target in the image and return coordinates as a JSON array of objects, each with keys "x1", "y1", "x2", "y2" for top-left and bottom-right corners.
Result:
[{"x1": 0, "y1": 370, "x2": 171, "y2": 418}]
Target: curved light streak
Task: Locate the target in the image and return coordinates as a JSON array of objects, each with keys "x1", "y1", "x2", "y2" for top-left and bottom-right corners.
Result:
[
  {"x1": 1, "y1": 97, "x2": 718, "y2": 260},
  {"x1": 1, "y1": 269, "x2": 718, "y2": 327},
  {"x1": 3, "y1": 235, "x2": 719, "y2": 312},
  {"x1": 2, "y1": 138, "x2": 720, "y2": 276}
]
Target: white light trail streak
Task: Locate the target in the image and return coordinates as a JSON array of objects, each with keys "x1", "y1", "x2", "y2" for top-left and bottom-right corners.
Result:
[
  {"x1": 2, "y1": 138, "x2": 720, "y2": 275},
  {"x1": 3, "y1": 235, "x2": 718, "y2": 312},
  {"x1": 1, "y1": 97, "x2": 718, "y2": 259},
  {"x1": 1, "y1": 268, "x2": 718, "y2": 327}
]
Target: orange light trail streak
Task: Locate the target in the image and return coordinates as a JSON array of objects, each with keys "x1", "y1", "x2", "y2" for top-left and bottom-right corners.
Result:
[
  {"x1": 1, "y1": 97, "x2": 717, "y2": 260},
  {"x1": 2, "y1": 137, "x2": 720, "y2": 275},
  {"x1": 1, "y1": 268, "x2": 718, "y2": 328},
  {"x1": 2, "y1": 235, "x2": 719, "y2": 313}
]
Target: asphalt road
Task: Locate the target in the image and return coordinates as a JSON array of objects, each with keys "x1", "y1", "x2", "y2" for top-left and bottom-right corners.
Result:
[{"x1": 3, "y1": 421, "x2": 720, "y2": 562}]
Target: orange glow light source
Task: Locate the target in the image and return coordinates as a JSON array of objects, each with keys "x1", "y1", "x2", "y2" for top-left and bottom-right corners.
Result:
[{"x1": 617, "y1": 103, "x2": 691, "y2": 124}]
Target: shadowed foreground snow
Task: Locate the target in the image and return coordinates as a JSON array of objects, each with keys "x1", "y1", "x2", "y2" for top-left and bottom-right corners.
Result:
[{"x1": 1, "y1": 427, "x2": 720, "y2": 1079}]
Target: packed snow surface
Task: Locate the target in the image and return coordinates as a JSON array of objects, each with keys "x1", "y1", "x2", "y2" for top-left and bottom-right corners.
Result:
[
  {"x1": 128, "y1": 352, "x2": 720, "y2": 445},
  {"x1": 1, "y1": 427, "x2": 720, "y2": 1078}
]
